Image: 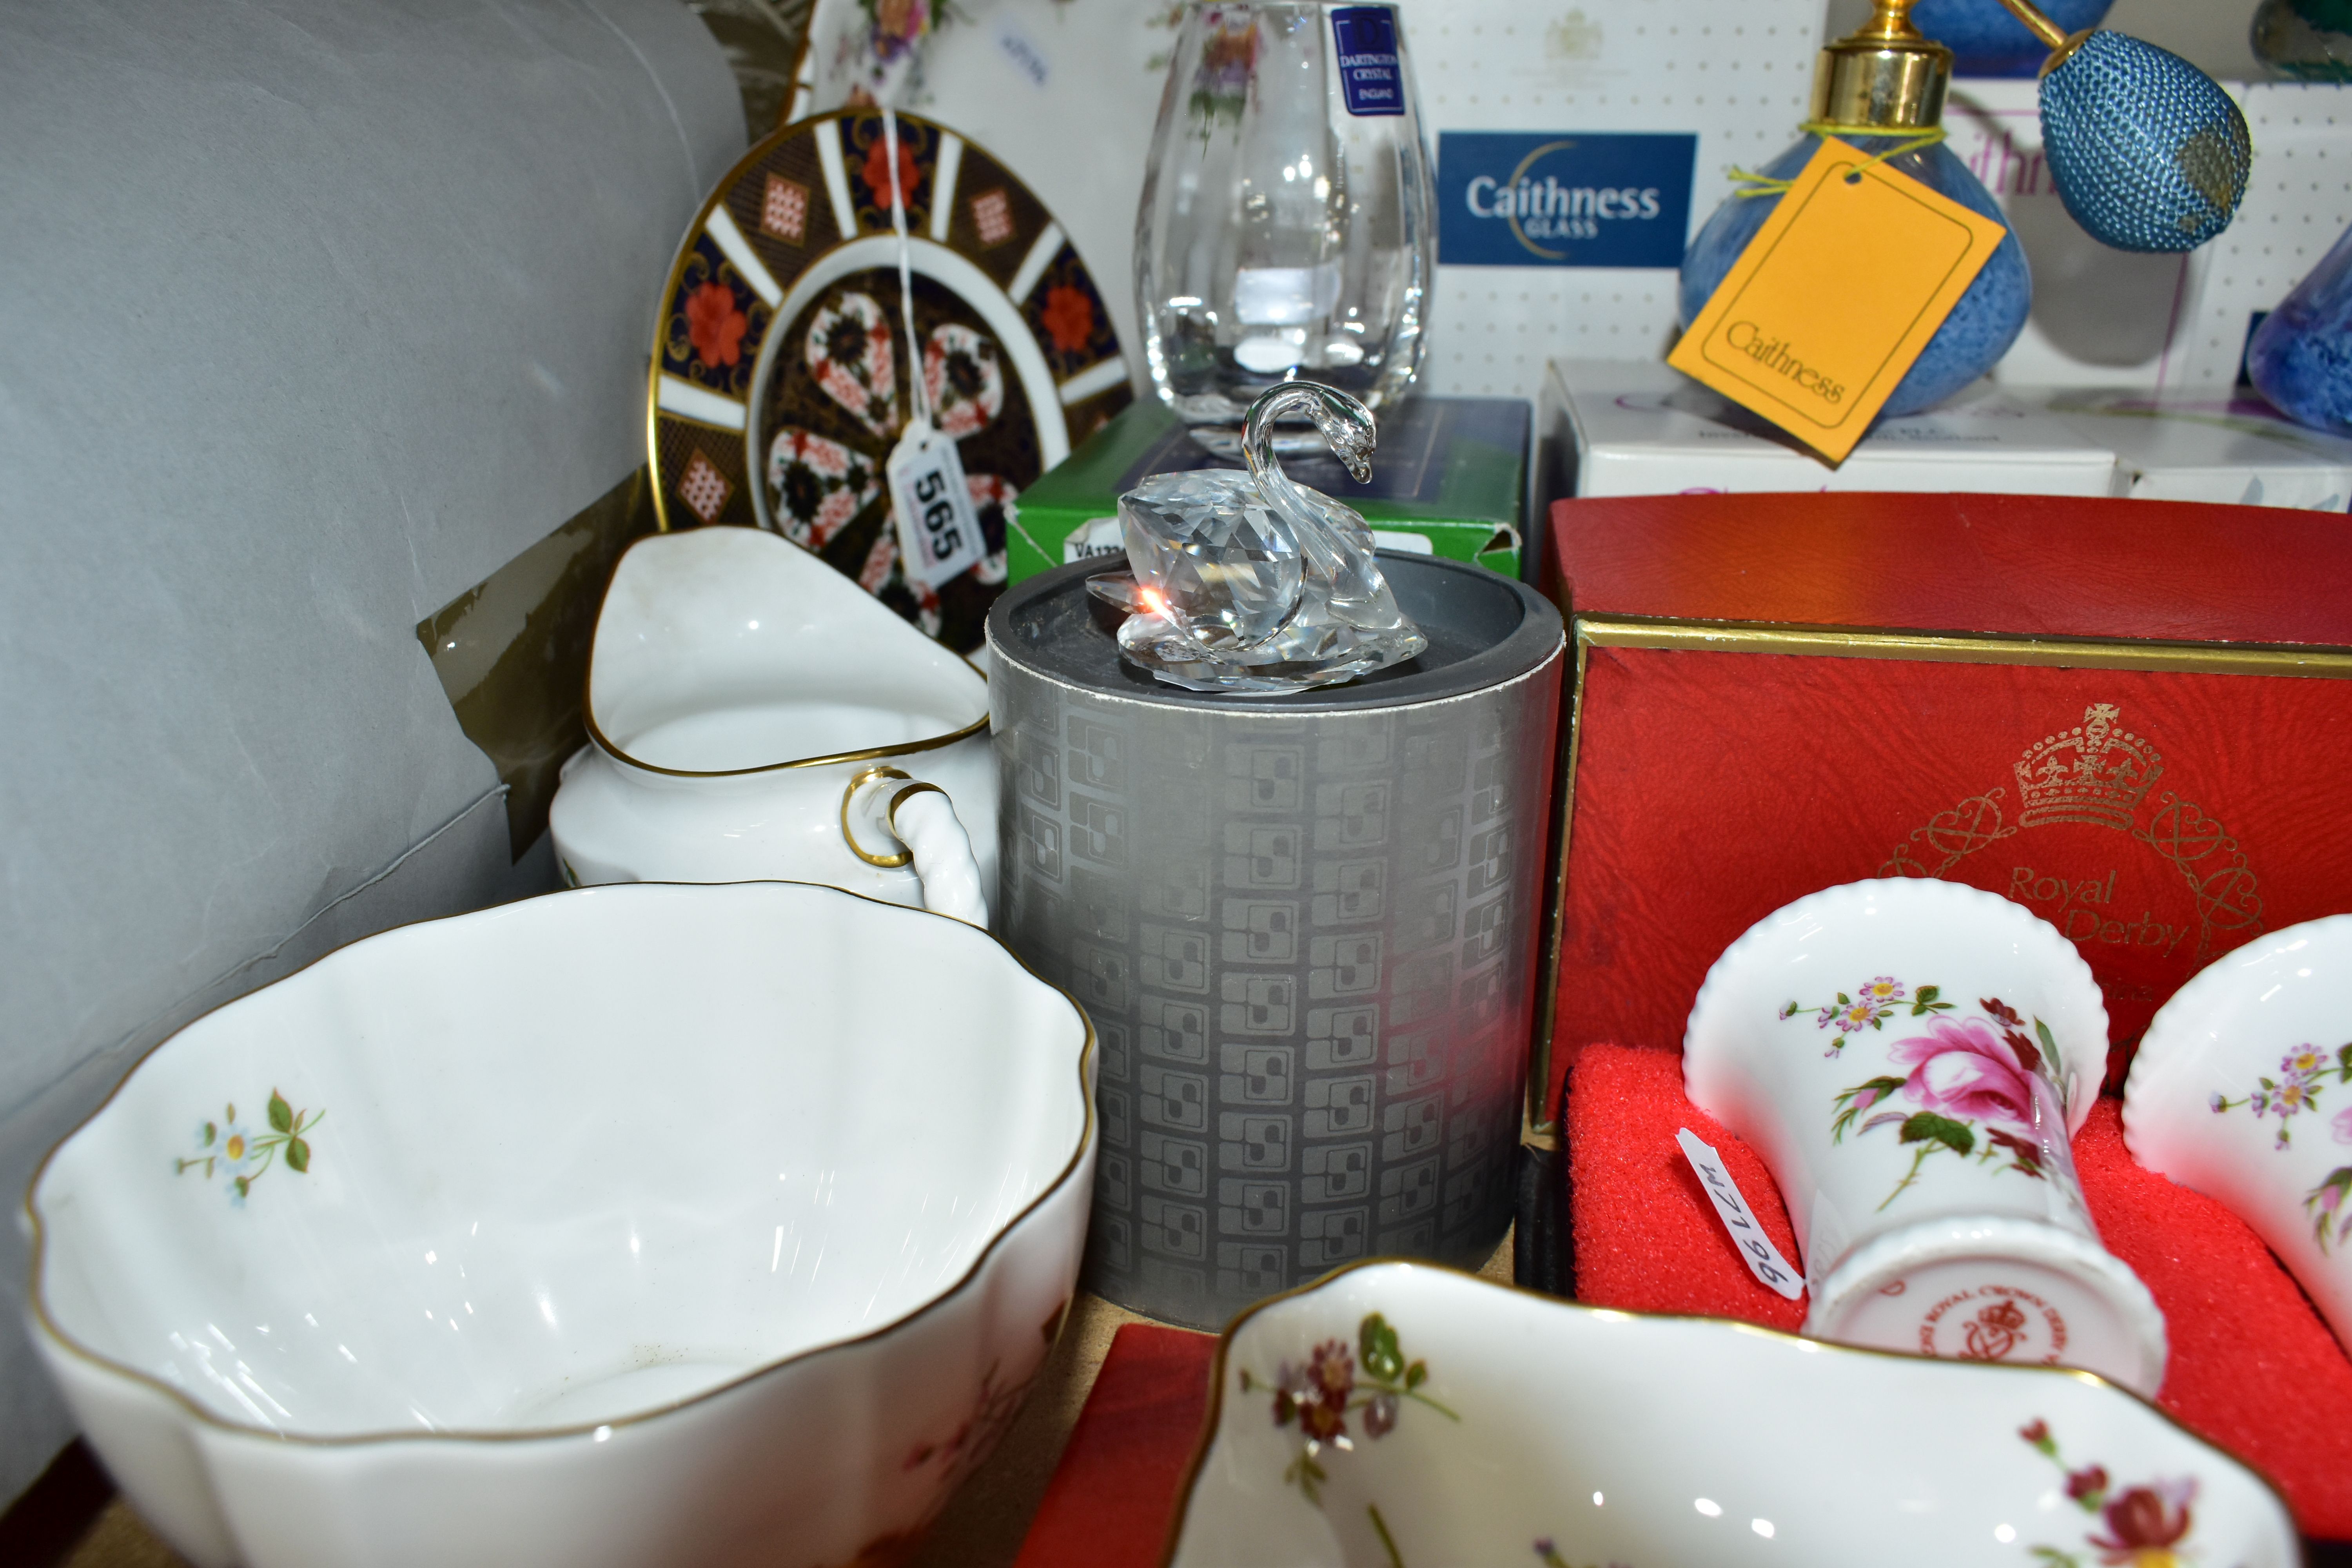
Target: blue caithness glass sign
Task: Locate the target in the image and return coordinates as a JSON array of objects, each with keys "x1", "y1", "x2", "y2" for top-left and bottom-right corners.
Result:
[
  {"x1": 1330, "y1": 7, "x2": 1406, "y2": 117},
  {"x1": 1437, "y1": 131, "x2": 1697, "y2": 269}
]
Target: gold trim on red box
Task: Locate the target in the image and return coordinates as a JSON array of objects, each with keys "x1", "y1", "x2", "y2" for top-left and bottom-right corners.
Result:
[
  {"x1": 1576, "y1": 614, "x2": 2352, "y2": 677},
  {"x1": 1526, "y1": 611, "x2": 2352, "y2": 1140}
]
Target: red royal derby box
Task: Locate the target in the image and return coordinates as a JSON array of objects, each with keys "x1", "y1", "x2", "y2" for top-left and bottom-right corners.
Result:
[
  {"x1": 1534, "y1": 491, "x2": 2352, "y2": 1542},
  {"x1": 1537, "y1": 490, "x2": 2352, "y2": 1121}
]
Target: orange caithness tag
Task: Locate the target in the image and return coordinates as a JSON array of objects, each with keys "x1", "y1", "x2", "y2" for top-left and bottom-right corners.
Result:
[{"x1": 1668, "y1": 138, "x2": 2009, "y2": 464}]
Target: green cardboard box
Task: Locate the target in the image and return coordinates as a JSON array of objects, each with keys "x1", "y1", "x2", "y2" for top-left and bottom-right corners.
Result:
[{"x1": 1005, "y1": 395, "x2": 1530, "y2": 582}]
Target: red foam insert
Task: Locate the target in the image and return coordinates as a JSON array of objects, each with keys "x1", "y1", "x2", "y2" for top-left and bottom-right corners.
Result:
[
  {"x1": 1567, "y1": 1042, "x2": 1806, "y2": 1332},
  {"x1": 1013, "y1": 1323, "x2": 1217, "y2": 1568},
  {"x1": 2072, "y1": 1096, "x2": 2352, "y2": 1540},
  {"x1": 1568, "y1": 1041, "x2": 2352, "y2": 1540}
]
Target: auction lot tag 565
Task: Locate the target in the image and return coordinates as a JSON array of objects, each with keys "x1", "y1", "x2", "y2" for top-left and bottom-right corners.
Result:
[
  {"x1": 886, "y1": 417, "x2": 986, "y2": 591},
  {"x1": 1667, "y1": 138, "x2": 2007, "y2": 464}
]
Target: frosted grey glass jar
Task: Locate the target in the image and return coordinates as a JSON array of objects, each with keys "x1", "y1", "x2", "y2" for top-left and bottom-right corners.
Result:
[
  {"x1": 1135, "y1": 2, "x2": 1436, "y2": 452},
  {"x1": 987, "y1": 555, "x2": 1563, "y2": 1328}
]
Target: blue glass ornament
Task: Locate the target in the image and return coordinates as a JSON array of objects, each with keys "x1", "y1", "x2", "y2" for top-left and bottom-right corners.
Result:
[
  {"x1": 2247, "y1": 219, "x2": 2352, "y2": 436},
  {"x1": 1679, "y1": 135, "x2": 2032, "y2": 419},
  {"x1": 2252, "y1": 0, "x2": 2352, "y2": 82},
  {"x1": 1915, "y1": 0, "x2": 2111, "y2": 77},
  {"x1": 2037, "y1": 30, "x2": 2251, "y2": 253}
]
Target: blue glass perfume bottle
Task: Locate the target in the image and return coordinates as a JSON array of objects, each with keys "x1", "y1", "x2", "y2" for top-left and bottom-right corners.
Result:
[
  {"x1": 1913, "y1": 0, "x2": 2112, "y2": 76},
  {"x1": 2247, "y1": 218, "x2": 2352, "y2": 434},
  {"x1": 1680, "y1": 0, "x2": 2031, "y2": 419}
]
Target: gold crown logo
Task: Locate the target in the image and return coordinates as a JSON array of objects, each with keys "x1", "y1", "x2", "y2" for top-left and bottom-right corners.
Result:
[{"x1": 2013, "y1": 704, "x2": 2163, "y2": 831}]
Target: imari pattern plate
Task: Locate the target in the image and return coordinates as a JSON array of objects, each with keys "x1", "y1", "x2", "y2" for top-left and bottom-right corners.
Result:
[{"x1": 646, "y1": 109, "x2": 1131, "y2": 652}]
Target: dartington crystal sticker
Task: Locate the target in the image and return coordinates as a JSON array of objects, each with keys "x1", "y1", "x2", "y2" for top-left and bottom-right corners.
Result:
[{"x1": 1329, "y1": 7, "x2": 1405, "y2": 117}]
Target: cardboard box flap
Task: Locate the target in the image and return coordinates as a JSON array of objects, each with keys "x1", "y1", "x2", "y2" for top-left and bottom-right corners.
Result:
[{"x1": 1552, "y1": 492, "x2": 2352, "y2": 652}]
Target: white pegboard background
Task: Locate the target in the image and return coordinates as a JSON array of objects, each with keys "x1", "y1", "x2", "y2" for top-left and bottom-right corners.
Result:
[
  {"x1": 1403, "y1": 0, "x2": 1821, "y2": 399},
  {"x1": 1829, "y1": 0, "x2": 2269, "y2": 78},
  {"x1": 1793, "y1": 5, "x2": 2352, "y2": 397},
  {"x1": 786, "y1": 0, "x2": 2344, "y2": 408},
  {"x1": 1964, "y1": 80, "x2": 2352, "y2": 393},
  {"x1": 1946, "y1": 78, "x2": 2212, "y2": 390},
  {"x1": 2175, "y1": 83, "x2": 2352, "y2": 390}
]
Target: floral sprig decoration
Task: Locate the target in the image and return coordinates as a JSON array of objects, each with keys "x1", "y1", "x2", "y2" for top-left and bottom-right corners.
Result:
[
  {"x1": 2018, "y1": 1418, "x2": 2198, "y2": 1568},
  {"x1": 2306, "y1": 1102, "x2": 2352, "y2": 1255},
  {"x1": 2310, "y1": 1163, "x2": 2352, "y2": 1254},
  {"x1": 1781, "y1": 976, "x2": 1953, "y2": 1055},
  {"x1": 1187, "y1": 11, "x2": 1259, "y2": 128},
  {"x1": 176, "y1": 1091, "x2": 323, "y2": 1205},
  {"x1": 2210, "y1": 1042, "x2": 2352, "y2": 1148},
  {"x1": 857, "y1": 0, "x2": 960, "y2": 69},
  {"x1": 1237, "y1": 1312, "x2": 1457, "y2": 1505}
]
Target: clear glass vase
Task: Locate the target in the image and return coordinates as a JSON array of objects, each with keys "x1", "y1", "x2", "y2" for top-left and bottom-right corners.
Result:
[
  {"x1": 2247, "y1": 217, "x2": 2352, "y2": 434},
  {"x1": 1134, "y1": 2, "x2": 1434, "y2": 450}
]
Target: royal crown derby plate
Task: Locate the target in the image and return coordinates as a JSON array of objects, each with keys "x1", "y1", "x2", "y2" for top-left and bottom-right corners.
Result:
[
  {"x1": 2125, "y1": 914, "x2": 2352, "y2": 1353},
  {"x1": 1161, "y1": 1261, "x2": 2299, "y2": 1568},
  {"x1": 648, "y1": 107, "x2": 1131, "y2": 652}
]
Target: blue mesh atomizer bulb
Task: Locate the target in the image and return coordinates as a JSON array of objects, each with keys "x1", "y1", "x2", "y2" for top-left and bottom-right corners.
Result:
[{"x1": 1994, "y1": 0, "x2": 2252, "y2": 252}]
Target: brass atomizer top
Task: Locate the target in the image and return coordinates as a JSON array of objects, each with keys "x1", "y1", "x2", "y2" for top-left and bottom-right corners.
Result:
[{"x1": 1810, "y1": 0, "x2": 1955, "y2": 132}]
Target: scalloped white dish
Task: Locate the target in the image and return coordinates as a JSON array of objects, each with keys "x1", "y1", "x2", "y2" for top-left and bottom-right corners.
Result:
[
  {"x1": 1684, "y1": 878, "x2": 2165, "y2": 1394},
  {"x1": 27, "y1": 880, "x2": 1095, "y2": 1568},
  {"x1": 2125, "y1": 913, "x2": 2352, "y2": 1352},
  {"x1": 1163, "y1": 1262, "x2": 2298, "y2": 1568}
]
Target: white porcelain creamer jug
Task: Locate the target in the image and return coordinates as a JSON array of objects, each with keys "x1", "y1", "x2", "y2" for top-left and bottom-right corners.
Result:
[{"x1": 550, "y1": 528, "x2": 995, "y2": 923}]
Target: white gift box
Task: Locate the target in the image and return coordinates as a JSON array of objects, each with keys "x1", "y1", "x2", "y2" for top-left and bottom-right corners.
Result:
[
  {"x1": 2035, "y1": 390, "x2": 2352, "y2": 513},
  {"x1": 1545, "y1": 359, "x2": 2118, "y2": 500}
]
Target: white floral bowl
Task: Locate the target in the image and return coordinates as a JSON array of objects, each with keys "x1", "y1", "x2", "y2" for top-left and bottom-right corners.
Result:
[
  {"x1": 1163, "y1": 1262, "x2": 2298, "y2": 1568},
  {"x1": 25, "y1": 881, "x2": 1094, "y2": 1568},
  {"x1": 2125, "y1": 913, "x2": 2352, "y2": 1353}
]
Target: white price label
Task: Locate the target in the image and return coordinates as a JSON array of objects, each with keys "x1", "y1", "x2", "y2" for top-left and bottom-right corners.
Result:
[
  {"x1": 1675, "y1": 1128, "x2": 1805, "y2": 1301},
  {"x1": 886, "y1": 419, "x2": 986, "y2": 590},
  {"x1": 1062, "y1": 516, "x2": 1124, "y2": 564}
]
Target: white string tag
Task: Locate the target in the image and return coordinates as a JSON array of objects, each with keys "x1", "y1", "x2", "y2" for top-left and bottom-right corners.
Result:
[
  {"x1": 887, "y1": 417, "x2": 985, "y2": 588},
  {"x1": 877, "y1": 101, "x2": 984, "y2": 591},
  {"x1": 1676, "y1": 1128, "x2": 1805, "y2": 1301}
]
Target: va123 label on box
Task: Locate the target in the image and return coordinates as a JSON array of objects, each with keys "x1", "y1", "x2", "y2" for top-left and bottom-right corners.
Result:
[
  {"x1": 1437, "y1": 131, "x2": 1695, "y2": 269},
  {"x1": 1668, "y1": 138, "x2": 2007, "y2": 463}
]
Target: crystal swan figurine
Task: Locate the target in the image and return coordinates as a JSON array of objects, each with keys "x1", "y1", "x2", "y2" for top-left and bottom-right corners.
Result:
[{"x1": 1089, "y1": 383, "x2": 1427, "y2": 694}]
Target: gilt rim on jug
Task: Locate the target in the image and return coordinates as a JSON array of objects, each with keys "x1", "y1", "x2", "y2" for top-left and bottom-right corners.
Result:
[{"x1": 579, "y1": 531, "x2": 991, "y2": 781}]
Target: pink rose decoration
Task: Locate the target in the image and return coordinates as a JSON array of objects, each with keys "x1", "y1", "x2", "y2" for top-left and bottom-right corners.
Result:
[
  {"x1": 1889, "y1": 1016, "x2": 2049, "y2": 1130},
  {"x1": 2334, "y1": 1105, "x2": 2352, "y2": 1145}
]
